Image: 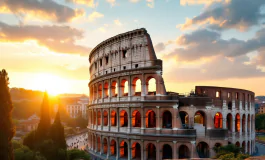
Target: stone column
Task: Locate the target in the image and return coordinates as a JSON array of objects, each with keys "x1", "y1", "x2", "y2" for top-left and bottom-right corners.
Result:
[
  {"x1": 96, "y1": 109, "x2": 98, "y2": 129},
  {"x1": 116, "y1": 138, "x2": 120, "y2": 160},
  {"x1": 240, "y1": 114, "x2": 242, "y2": 136},
  {"x1": 95, "y1": 135, "x2": 98, "y2": 153},
  {"x1": 101, "y1": 108, "x2": 103, "y2": 130},
  {"x1": 173, "y1": 141, "x2": 177, "y2": 159},
  {"x1": 117, "y1": 108, "x2": 120, "y2": 132},
  {"x1": 191, "y1": 141, "x2": 198, "y2": 158},
  {"x1": 141, "y1": 107, "x2": 145, "y2": 134},
  {"x1": 128, "y1": 140, "x2": 131, "y2": 160},
  {"x1": 100, "y1": 136, "x2": 103, "y2": 155},
  {"x1": 232, "y1": 114, "x2": 235, "y2": 133},
  {"x1": 249, "y1": 114, "x2": 252, "y2": 136},
  {"x1": 156, "y1": 140, "x2": 160, "y2": 160},
  {"x1": 128, "y1": 75, "x2": 132, "y2": 98},
  {"x1": 223, "y1": 117, "x2": 227, "y2": 129},
  {"x1": 156, "y1": 106, "x2": 161, "y2": 134},
  {"x1": 141, "y1": 73, "x2": 146, "y2": 96},
  {"x1": 108, "y1": 79, "x2": 111, "y2": 98},
  {"x1": 128, "y1": 107, "x2": 131, "y2": 133},
  {"x1": 141, "y1": 140, "x2": 144, "y2": 160}
]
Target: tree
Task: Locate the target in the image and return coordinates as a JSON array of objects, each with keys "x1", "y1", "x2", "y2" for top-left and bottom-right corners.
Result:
[
  {"x1": 50, "y1": 111, "x2": 66, "y2": 149},
  {"x1": 213, "y1": 144, "x2": 249, "y2": 159},
  {"x1": 255, "y1": 114, "x2": 265, "y2": 131},
  {"x1": 0, "y1": 69, "x2": 15, "y2": 160},
  {"x1": 36, "y1": 92, "x2": 51, "y2": 143},
  {"x1": 67, "y1": 149, "x2": 90, "y2": 160}
]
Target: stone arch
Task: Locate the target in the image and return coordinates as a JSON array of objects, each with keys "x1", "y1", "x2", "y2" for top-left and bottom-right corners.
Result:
[
  {"x1": 197, "y1": 141, "x2": 210, "y2": 158},
  {"x1": 103, "y1": 110, "x2": 108, "y2": 126},
  {"x1": 132, "y1": 110, "x2": 141, "y2": 127},
  {"x1": 111, "y1": 80, "x2": 118, "y2": 97},
  {"x1": 162, "y1": 144, "x2": 172, "y2": 159},
  {"x1": 235, "y1": 113, "x2": 240, "y2": 132},
  {"x1": 98, "y1": 83, "x2": 102, "y2": 98},
  {"x1": 146, "y1": 143, "x2": 156, "y2": 160},
  {"x1": 247, "y1": 141, "x2": 250, "y2": 153},
  {"x1": 242, "y1": 114, "x2": 246, "y2": 133},
  {"x1": 110, "y1": 139, "x2": 117, "y2": 156},
  {"x1": 247, "y1": 114, "x2": 250, "y2": 132},
  {"x1": 226, "y1": 113, "x2": 233, "y2": 132},
  {"x1": 146, "y1": 110, "x2": 156, "y2": 128},
  {"x1": 228, "y1": 101, "x2": 232, "y2": 110},
  {"x1": 194, "y1": 110, "x2": 206, "y2": 126},
  {"x1": 111, "y1": 110, "x2": 117, "y2": 126},
  {"x1": 132, "y1": 77, "x2": 141, "y2": 96},
  {"x1": 162, "y1": 110, "x2": 172, "y2": 128},
  {"x1": 242, "y1": 141, "x2": 246, "y2": 153},
  {"x1": 97, "y1": 110, "x2": 101, "y2": 125},
  {"x1": 121, "y1": 79, "x2": 128, "y2": 97},
  {"x1": 120, "y1": 140, "x2": 128, "y2": 158},
  {"x1": 103, "y1": 81, "x2": 109, "y2": 98},
  {"x1": 214, "y1": 112, "x2": 223, "y2": 128},
  {"x1": 235, "y1": 141, "x2": 240, "y2": 147},
  {"x1": 132, "y1": 142, "x2": 141, "y2": 159},
  {"x1": 93, "y1": 110, "x2": 97, "y2": 125},
  {"x1": 93, "y1": 85, "x2": 97, "y2": 99},
  {"x1": 179, "y1": 111, "x2": 189, "y2": 128},
  {"x1": 103, "y1": 138, "x2": 108, "y2": 154},
  {"x1": 146, "y1": 76, "x2": 156, "y2": 95},
  {"x1": 179, "y1": 145, "x2": 190, "y2": 159},
  {"x1": 97, "y1": 136, "x2": 101, "y2": 152},
  {"x1": 120, "y1": 110, "x2": 128, "y2": 127}
]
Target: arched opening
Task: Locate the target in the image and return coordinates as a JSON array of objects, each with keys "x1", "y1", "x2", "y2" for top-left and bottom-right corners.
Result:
[
  {"x1": 194, "y1": 111, "x2": 205, "y2": 126},
  {"x1": 251, "y1": 115, "x2": 254, "y2": 131},
  {"x1": 146, "y1": 110, "x2": 156, "y2": 128},
  {"x1": 147, "y1": 143, "x2": 156, "y2": 160},
  {"x1": 97, "y1": 137, "x2": 101, "y2": 152},
  {"x1": 247, "y1": 114, "x2": 250, "y2": 132},
  {"x1": 103, "y1": 138, "x2": 107, "y2": 154},
  {"x1": 146, "y1": 77, "x2": 156, "y2": 95},
  {"x1": 235, "y1": 141, "x2": 240, "y2": 147},
  {"x1": 247, "y1": 141, "x2": 250, "y2": 153},
  {"x1": 228, "y1": 101, "x2": 232, "y2": 110},
  {"x1": 132, "y1": 142, "x2": 141, "y2": 159},
  {"x1": 214, "y1": 112, "x2": 223, "y2": 128},
  {"x1": 162, "y1": 111, "x2": 172, "y2": 128},
  {"x1": 162, "y1": 144, "x2": 172, "y2": 159},
  {"x1": 197, "y1": 142, "x2": 209, "y2": 158},
  {"x1": 179, "y1": 145, "x2": 190, "y2": 159},
  {"x1": 242, "y1": 114, "x2": 246, "y2": 133},
  {"x1": 104, "y1": 82, "x2": 109, "y2": 98},
  {"x1": 110, "y1": 140, "x2": 116, "y2": 156},
  {"x1": 111, "y1": 81, "x2": 118, "y2": 97},
  {"x1": 111, "y1": 110, "x2": 117, "y2": 126},
  {"x1": 120, "y1": 140, "x2": 128, "y2": 158},
  {"x1": 121, "y1": 79, "x2": 128, "y2": 97},
  {"x1": 93, "y1": 135, "x2": 96, "y2": 150},
  {"x1": 97, "y1": 111, "x2": 101, "y2": 125},
  {"x1": 132, "y1": 110, "x2": 141, "y2": 127},
  {"x1": 98, "y1": 84, "x2": 102, "y2": 98},
  {"x1": 214, "y1": 143, "x2": 222, "y2": 152},
  {"x1": 179, "y1": 111, "x2": 189, "y2": 128},
  {"x1": 235, "y1": 113, "x2": 240, "y2": 132},
  {"x1": 242, "y1": 141, "x2": 246, "y2": 153},
  {"x1": 226, "y1": 113, "x2": 233, "y2": 132},
  {"x1": 93, "y1": 111, "x2": 96, "y2": 125},
  {"x1": 103, "y1": 111, "x2": 108, "y2": 126},
  {"x1": 120, "y1": 110, "x2": 128, "y2": 127},
  {"x1": 93, "y1": 85, "x2": 97, "y2": 99},
  {"x1": 132, "y1": 77, "x2": 141, "y2": 96}
]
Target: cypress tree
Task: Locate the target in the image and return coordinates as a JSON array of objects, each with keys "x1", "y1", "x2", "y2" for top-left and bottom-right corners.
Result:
[
  {"x1": 36, "y1": 91, "x2": 51, "y2": 142},
  {"x1": 0, "y1": 69, "x2": 15, "y2": 160},
  {"x1": 50, "y1": 111, "x2": 66, "y2": 149}
]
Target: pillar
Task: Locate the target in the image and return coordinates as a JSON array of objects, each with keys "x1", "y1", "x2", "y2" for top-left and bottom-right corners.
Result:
[
  {"x1": 223, "y1": 117, "x2": 227, "y2": 129},
  {"x1": 141, "y1": 107, "x2": 145, "y2": 134},
  {"x1": 156, "y1": 141, "x2": 160, "y2": 160},
  {"x1": 141, "y1": 140, "x2": 144, "y2": 160},
  {"x1": 117, "y1": 108, "x2": 120, "y2": 132},
  {"x1": 156, "y1": 106, "x2": 161, "y2": 134},
  {"x1": 128, "y1": 140, "x2": 131, "y2": 160},
  {"x1": 100, "y1": 136, "x2": 103, "y2": 155},
  {"x1": 116, "y1": 138, "x2": 120, "y2": 160},
  {"x1": 141, "y1": 73, "x2": 146, "y2": 96},
  {"x1": 101, "y1": 108, "x2": 103, "y2": 130},
  {"x1": 173, "y1": 141, "x2": 177, "y2": 159},
  {"x1": 128, "y1": 107, "x2": 131, "y2": 133},
  {"x1": 108, "y1": 108, "x2": 111, "y2": 131},
  {"x1": 191, "y1": 141, "x2": 198, "y2": 158},
  {"x1": 128, "y1": 75, "x2": 132, "y2": 97}
]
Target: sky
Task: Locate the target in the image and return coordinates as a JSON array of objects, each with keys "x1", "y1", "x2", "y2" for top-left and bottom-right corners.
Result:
[{"x1": 0, "y1": 0, "x2": 265, "y2": 96}]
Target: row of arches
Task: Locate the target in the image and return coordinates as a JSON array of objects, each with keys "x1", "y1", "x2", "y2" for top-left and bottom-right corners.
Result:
[
  {"x1": 234, "y1": 140, "x2": 253, "y2": 153},
  {"x1": 90, "y1": 76, "x2": 157, "y2": 100}
]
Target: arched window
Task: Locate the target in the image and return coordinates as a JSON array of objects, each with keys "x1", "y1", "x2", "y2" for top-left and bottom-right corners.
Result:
[
  {"x1": 98, "y1": 84, "x2": 102, "y2": 98},
  {"x1": 235, "y1": 113, "x2": 240, "y2": 132},
  {"x1": 247, "y1": 114, "x2": 250, "y2": 132},
  {"x1": 242, "y1": 141, "x2": 245, "y2": 153},
  {"x1": 97, "y1": 137, "x2": 101, "y2": 152},
  {"x1": 103, "y1": 111, "x2": 108, "y2": 126},
  {"x1": 162, "y1": 111, "x2": 172, "y2": 128},
  {"x1": 120, "y1": 141, "x2": 128, "y2": 158},
  {"x1": 179, "y1": 145, "x2": 190, "y2": 159},
  {"x1": 235, "y1": 141, "x2": 240, "y2": 147},
  {"x1": 97, "y1": 111, "x2": 101, "y2": 125},
  {"x1": 147, "y1": 143, "x2": 156, "y2": 159},
  {"x1": 132, "y1": 77, "x2": 141, "y2": 96},
  {"x1": 94, "y1": 85, "x2": 97, "y2": 99},
  {"x1": 242, "y1": 114, "x2": 246, "y2": 133},
  {"x1": 162, "y1": 144, "x2": 172, "y2": 159},
  {"x1": 103, "y1": 138, "x2": 107, "y2": 154},
  {"x1": 121, "y1": 79, "x2": 128, "y2": 97},
  {"x1": 104, "y1": 82, "x2": 109, "y2": 98},
  {"x1": 194, "y1": 111, "x2": 205, "y2": 126},
  {"x1": 132, "y1": 110, "x2": 141, "y2": 127},
  {"x1": 93, "y1": 111, "x2": 96, "y2": 125},
  {"x1": 132, "y1": 142, "x2": 141, "y2": 159},
  {"x1": 228, "y1": 101, "x2": 232, "y2": 110},
  {"x1": 247, "y1": 141, "x2": 250, "y2": 153},
  {"x1": 197, "y1": 142, "x2": 209, "y2": 158},
  {"x1": 111, "y1": 110, "x2": 117, "y2": 126},
  {"x1": 214, "y1": 112, "x2": 223, "y2": 128},
  {"x1": 146, "y1": 110, "x2": 156, "y2": 128},
  {"x1": 111, "y1": 81, "x2": 118, "y2": 97},
  {"x1": 226, "y1": 113, "x2": 232, "y2": 131},
  {"x1": 146, "y1": 77, "x2": 156, "y2": 95},
  {"x1": 110, "y1": 140, "x2": 116, "y2": 155},
  {"x1": 120, "y1": 110, "x2": 128, "y2": 127},
  {"x1": 179, "y1": 111, "x2": 189, "y2": 128}
]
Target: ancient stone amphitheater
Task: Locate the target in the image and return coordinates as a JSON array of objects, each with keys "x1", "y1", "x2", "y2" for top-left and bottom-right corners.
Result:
[{"x1": 87, "y1": 28, "x2": 256, "y2": 160}]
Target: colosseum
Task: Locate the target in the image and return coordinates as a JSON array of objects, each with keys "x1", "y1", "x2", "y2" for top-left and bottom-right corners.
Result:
[{"x1": 87, "y1": 28, "x2": 256, "y2": 159}]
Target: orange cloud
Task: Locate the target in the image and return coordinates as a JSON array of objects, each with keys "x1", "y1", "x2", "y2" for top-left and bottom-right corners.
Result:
[{"x1": 66, "y1": 0, "x2": 97, "y2": 7}]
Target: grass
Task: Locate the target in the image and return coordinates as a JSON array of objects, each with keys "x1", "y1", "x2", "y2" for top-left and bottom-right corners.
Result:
[{"x1": 257, "y1": 135, "x2": 265, "y2": 141}]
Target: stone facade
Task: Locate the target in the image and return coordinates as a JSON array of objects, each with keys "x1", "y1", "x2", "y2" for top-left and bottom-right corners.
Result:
[{"x1": 86, "y1": 28, "x2": 255, "y2": 159}]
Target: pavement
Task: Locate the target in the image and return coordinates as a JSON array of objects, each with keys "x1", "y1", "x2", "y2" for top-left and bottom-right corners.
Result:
[{"x1": 252, "y1": 142, "x2": 265, "y2": 157}]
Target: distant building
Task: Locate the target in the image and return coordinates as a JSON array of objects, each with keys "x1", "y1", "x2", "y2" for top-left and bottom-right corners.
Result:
[{"x1": 258, "y1": 104, "x2": 265, "y2": 114}]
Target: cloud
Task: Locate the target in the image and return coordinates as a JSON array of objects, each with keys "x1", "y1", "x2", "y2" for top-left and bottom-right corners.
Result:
[
  {"x1": 178, "y1": 0, "x2": 265, "y2": 31},
  {"x1": 114, "y1": 19, "x2": 122, "y2": 26},
  {"x1": 88, "y1": 11, "x2": 104, "y2": 22},
  {"x1": 164, "y1": 55, "x2": 265, "y2": 82},
  {"x1": 164, "y1": 28, "x2": 265, "y2": 61},
  {"x1": 0, "y1": 0, "x2": 84, "y2": 23},
  {"x1": 146, "y1": 0, "x2": 154, "y2": 8},
  {"x1": 180, "y1": 0, "x2": 223, "y2": 6},
  {"x1": 154, "y1": 43, "x2": 166, "y2": 52},
  {"x1": 130, "y1": 0, "x2": 141, "y2": 3},
  {"x1": 0, "y1": 21, "x2": 91, "y2": 56},
  {"x1": 66, "y1": 0, "x2": 97, "y2": 7},
  {"x1": 106, "y1": 0, "x2": 116, "y2": 6}
]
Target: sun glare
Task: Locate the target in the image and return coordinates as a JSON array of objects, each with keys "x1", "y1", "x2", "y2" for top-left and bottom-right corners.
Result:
[{"x1": 32, "y1": 73, "x2": 69, "y2": 96}]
